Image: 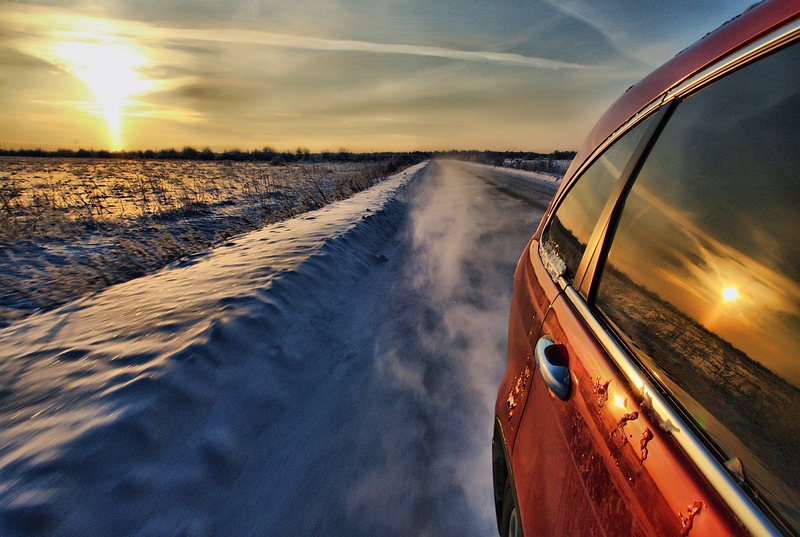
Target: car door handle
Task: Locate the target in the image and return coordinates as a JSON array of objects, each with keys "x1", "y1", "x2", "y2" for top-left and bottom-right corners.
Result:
[{"x1": 535, "y1": 335, "x2": 571, "y2": 400}]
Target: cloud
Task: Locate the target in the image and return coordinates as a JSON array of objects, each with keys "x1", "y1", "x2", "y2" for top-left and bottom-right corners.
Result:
[
  {"x1": 0, "y1": 1, "x2": 666, "y2": 151},
  {"x1": 5, "y1": 3, "x2": 589, "y2": 69},
  {"x1": 541, "y1": 0, "x2": 757, "y2": 67},
  {"x1": 155, "y1": 27, "x2": 588, "y2": 69},
  {"x1": 4, "y1": 0, "x2": 628, "y2": 71}
]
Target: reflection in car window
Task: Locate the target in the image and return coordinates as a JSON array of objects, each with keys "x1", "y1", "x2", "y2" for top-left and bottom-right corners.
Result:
[
  {"x1": 542, "y1": 116, "x2": 653, "y2": 282},
  {"x1": 595, "y1": 41, "x2": 800, "y2": 532}
]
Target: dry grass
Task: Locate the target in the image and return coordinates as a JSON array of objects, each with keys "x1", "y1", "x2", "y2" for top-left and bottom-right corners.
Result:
[
  {"x1": 0, "y1": 156, "x2": 408, "y2": 325},
  {"x1": 0, "y1": 158, "x2": 394, "y2": 240}
]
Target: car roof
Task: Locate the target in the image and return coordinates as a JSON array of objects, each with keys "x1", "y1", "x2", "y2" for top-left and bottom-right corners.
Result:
[{"x1": 566, "y1": 0, "x2": 800, "y2": 179}]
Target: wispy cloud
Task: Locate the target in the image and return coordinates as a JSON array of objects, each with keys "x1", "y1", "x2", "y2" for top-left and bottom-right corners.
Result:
[
  {"x1": 6, "y1": 4, "x2": 586, "y2": 70},
  {"x1": 153, "y1": 27, "x2": 589, "y2": 70}
]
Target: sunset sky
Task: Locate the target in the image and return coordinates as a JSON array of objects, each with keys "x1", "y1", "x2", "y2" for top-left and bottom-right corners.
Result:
[{"x1": 1, "y1": 0, "x2": 753, "y2": 152}]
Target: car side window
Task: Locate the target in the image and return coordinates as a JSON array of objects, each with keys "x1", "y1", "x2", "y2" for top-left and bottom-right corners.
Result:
[
  {"x1": 594, "y1": 41, "x2": 800, "y2": 532},
  {"x1": 541, "y1": 116, "x2": 652, "y2": 283}
]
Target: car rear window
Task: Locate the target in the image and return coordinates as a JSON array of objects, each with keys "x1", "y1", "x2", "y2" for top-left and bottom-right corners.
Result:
[
  {"x1": 594, "y1": 41, "x2": 800, "y2": 532},
  {"x1": 541, "y1": 116, "x2": 652, "y2": 282}
]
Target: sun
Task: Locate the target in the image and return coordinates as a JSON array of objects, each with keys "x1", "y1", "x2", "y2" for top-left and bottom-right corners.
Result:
[
  {"x1": 722, "y1": 287, "x2": 739, "y2": 303},
  {"x1": 54, "y1": 40, "x2": 153, "y2": 150}
]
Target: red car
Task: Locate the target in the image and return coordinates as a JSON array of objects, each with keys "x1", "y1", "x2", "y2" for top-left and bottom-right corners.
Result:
[{"x1": 492, "y1": 2, "x2": 800, "y2": 536}]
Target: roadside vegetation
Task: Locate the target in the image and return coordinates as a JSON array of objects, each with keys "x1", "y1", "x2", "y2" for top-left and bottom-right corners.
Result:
[{"x1": 0, "y1": 153, "x2": 421, "y2": 325}]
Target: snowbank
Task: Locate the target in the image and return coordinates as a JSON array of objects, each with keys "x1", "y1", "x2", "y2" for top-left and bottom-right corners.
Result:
[
  {"x1": 467, "y1": 162, "x2": 563, "y2": 184},
  {"x1": 0, "y1": 160, "x2": 554, "y2": 535}
]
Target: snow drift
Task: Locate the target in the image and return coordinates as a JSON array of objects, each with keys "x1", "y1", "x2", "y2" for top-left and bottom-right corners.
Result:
[{"x1": 0, "y1": 161, "x2": 556, "y2": 536}]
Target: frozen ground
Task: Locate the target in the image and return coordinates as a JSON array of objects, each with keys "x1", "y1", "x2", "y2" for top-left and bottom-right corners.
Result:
[{"x1": 0, "y1": 160, "x2": 557, "y2": 536}]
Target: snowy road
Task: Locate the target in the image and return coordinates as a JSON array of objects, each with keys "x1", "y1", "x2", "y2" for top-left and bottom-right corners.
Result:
[{"x1": 0, "y1": 160, "x2": 557, "y2": 536}]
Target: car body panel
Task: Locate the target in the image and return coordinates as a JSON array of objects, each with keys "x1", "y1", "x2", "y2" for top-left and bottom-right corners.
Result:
[
  {"x1": 495, "y1": 237, "x2": 554, "y2": 451},
  {"x1": 494, "y1": 2, "x2": 800, "y2": 535},
  {"x1": 511, "y1": 265, "x2": 748, "y2": 536}
]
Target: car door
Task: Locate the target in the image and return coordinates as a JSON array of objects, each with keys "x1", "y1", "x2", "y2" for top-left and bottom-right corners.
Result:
[
  {"x1": 585, "y1": 38, "x2": 800, "y2": 536},
  {"x1": 512, "y1": 121, "x2": 748, "y2": 535},
  {"x1": 512, "y1": 35, "x2": 800, "y2": 537},
  {"x1": 518, "y1": 290, "x2": 705, "y2": 535},
  {"x1": 509, "y1": 110, "x2": 678, "y2": 536}
]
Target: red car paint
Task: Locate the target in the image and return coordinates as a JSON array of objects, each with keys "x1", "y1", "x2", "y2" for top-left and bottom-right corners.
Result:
[{"x1": 492, "y1": 1, "x2": 800, "y2": 536}]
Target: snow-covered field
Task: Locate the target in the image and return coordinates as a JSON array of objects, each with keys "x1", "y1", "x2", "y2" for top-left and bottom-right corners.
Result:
[
  {"x1": 0, "y1": 157, "x2": 416, "y2": 326},
  {"x1": 0, "y1": 160, "x2": 557, "y2": 536}
]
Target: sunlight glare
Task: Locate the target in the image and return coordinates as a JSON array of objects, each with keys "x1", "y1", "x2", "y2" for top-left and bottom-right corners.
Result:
[
  {"x1": 723, "y1": 287, "x2": 739, "y2": 303},
  {"x1": 55, "y1": 40, "x2": 154, "y2": 150}
]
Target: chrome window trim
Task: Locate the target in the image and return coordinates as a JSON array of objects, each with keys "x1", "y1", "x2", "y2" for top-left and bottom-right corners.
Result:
[
  {"x1": 563, "y1": 285, "x2": 781, "y2": 537},
  {"x1": 539, "y1": 103, "x2": 670, "y2": 291},
  {"x1": 664, "y1": 18, "x2": 800, "y2": 104},
  {"x1": 555, "y1": 99, "x2": 663, "y2": 208},
  {"x1": 575, "y1": 103, "x2": 674, "y2": 297}
]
